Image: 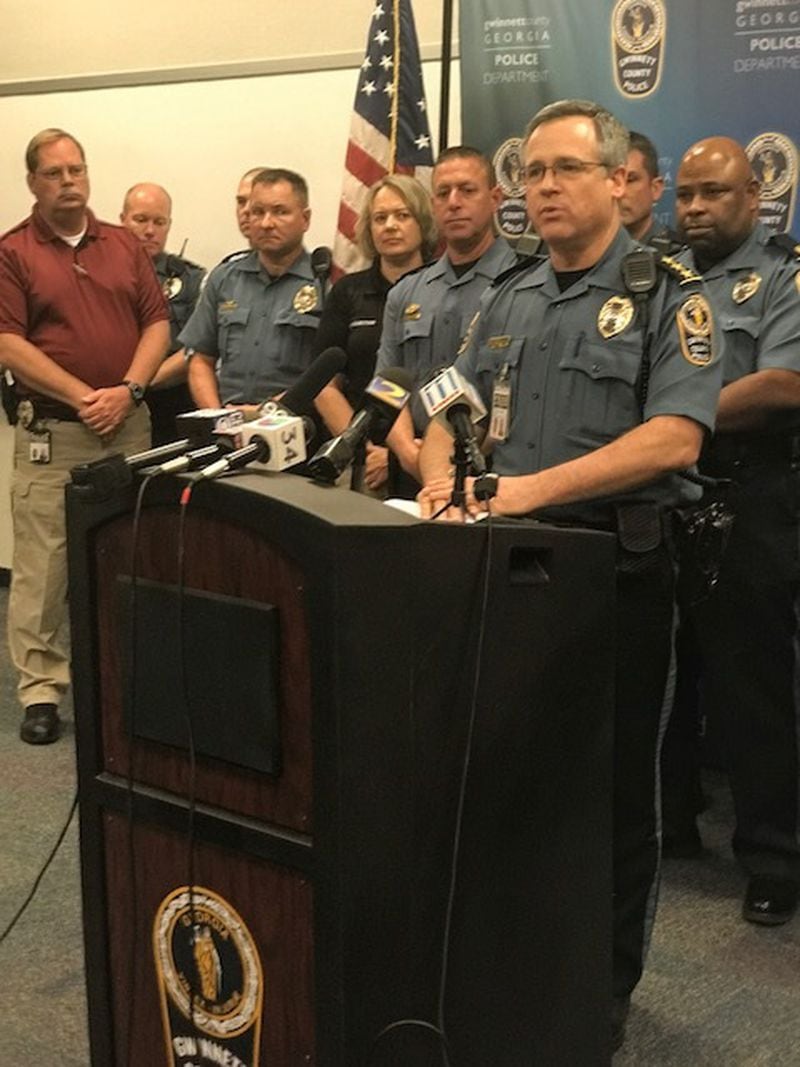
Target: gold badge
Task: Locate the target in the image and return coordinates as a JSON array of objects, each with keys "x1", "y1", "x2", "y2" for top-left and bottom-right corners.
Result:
[
  {"x1": 219, "y1": 299, "x2": 238, "y2": 311},
  {"x1": 732, "y1": 272, "x2": 761, "y2": 304},
  {"x1": 457, "y1": 311, "x2": 480, "y2": 356},
  {"x1": 597, "y1": 295, "x2": 635, "y2": 339},
  {"x1": 677, "y1": 293, "x2": 714, "y2": 366},
  {"x1": 162, "y1": 275, "x2": 183, "y2": 300},
  {"x1": 404, "y1": 303, "x2": 422, "y2": 321},
  {"x1": 795, "y1": 270, "x2": 800, "y2": 295},
  {"x1": 293, "y1": 284, "x2": 318, "y2": 314},
  {"x1": 488, "y1": 334, "x2": 512, "y2": 350}
]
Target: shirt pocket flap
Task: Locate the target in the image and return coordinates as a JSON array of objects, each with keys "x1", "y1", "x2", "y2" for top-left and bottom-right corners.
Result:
[
  {"x1": 475, "y1": 337, "x2": 525, "y2": 374},
  {"x1": 273, "y1": 308, "x2": 320, "y2": 330},
  {"x1": 217, "y1": 306, "x2": 250, "y2": 327},
  {"x1": 558, "y1": 338, "x2": 640, "y2": 386}
]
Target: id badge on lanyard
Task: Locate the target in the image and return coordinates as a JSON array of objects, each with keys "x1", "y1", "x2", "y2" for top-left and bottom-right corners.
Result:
[{"x1": 489, "y1": 362, "x2": 512, "y2": 441}]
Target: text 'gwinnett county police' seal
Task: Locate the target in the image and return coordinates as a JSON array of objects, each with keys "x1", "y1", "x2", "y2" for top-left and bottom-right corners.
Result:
[
  {"x1": 493, "y1": 138, "x2": 529, "y2": 240},
  {"x1": 612, "y1": 0, "x2": 666, "y2": 98},
  {"x1": 153, "y1": 886, "x2": 263, "y2": 1067},
  {"x1": 676, "y1": 294, "x2": 713, "y2": 367},
  {"x1": 747, "y1": 132, "x2": 798, "y2": 235}
]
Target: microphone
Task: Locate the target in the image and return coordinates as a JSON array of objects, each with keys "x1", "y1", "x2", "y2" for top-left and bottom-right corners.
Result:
[
  {"x1": 125, "y1": 438, "x2": 192, "y2": 470},
  {"x1": 271, "y1": 346, "x2": 347, "y2": 418},
  {"x1": 193, "y1": 413, "x2": 307, "y2": 480},
  {"x1": 311, "y1": 245, "x2": 332, "y2": 282},
  {"x1": 148, "y1": 443, "x2": 229, "y2": 475},
  {"x1": 176, "y1": 408, "x2": 245, "y2": 447},
  {"x1": 419, "y1": 366, "x2": 488, "y2": 475},
  {"x1": 306, "y1": 367, "x2": 413, "y2": 484}
]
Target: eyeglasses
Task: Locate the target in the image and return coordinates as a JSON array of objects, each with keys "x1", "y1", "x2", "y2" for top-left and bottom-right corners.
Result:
[
  {"x1": 36, "y1": 164, "x2": 88, "y2": 182},
  {"x1": 524, "y1": 159, "x2": 608, "y2": 184}
]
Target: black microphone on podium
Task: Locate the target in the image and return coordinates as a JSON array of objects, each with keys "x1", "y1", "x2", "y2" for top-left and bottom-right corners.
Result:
[
  {"x1": 306, "y1": 367, "x2": 413, "y2": 484},
  {"x1": 311, "y1": 246, "x2": 333, "y2": 310}
]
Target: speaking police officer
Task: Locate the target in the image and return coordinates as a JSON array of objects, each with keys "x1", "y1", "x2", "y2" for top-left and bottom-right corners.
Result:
[{"x1": 418, "y1": 100, "x2": 723, "y2": 1049}]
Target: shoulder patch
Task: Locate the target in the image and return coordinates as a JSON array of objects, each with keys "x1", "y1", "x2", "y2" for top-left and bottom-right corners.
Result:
[
  {"x1": 676, "y1": 293, "x2": 714, "y2": 366},
  {"x1": 491, "y1": 256, "x2": 543, "y2": 289},
  {"x1": 221, "y1": 248, "x2": 250, "y2": 265},
  {"x1": 768, "y1": 232, "x2": 800, "y2": 261},
  {"x1": 657, "y1": 253, "x2": 702, "y2": 287}
]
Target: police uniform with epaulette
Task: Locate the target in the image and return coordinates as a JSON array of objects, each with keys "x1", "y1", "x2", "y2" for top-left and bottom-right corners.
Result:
[
  {"x1": 375, "y1": 237, "x2": 517, "y2": 432},
  {"x1": 668, "y1": 222, "x2": 800, "y2": 886},
  {"x1": 178, "y1": 248, "x2": 321, "y2": 404},
  {"x1": 148, "y1": 251, "x2": 206, "y2": 444},
  {"x1": 456, "y1": 224, "x2": 722, "y2": 1000}
]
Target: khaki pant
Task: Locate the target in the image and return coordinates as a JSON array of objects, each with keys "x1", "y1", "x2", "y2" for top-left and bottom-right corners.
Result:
[{"x1": 9, "y1": 408, "x2": 151, "y2": 708}]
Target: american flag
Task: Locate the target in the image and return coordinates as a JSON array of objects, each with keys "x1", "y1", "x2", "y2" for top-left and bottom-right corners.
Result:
[{"x1": 332, "y1": 0, "x2": 435, "y2": 277}]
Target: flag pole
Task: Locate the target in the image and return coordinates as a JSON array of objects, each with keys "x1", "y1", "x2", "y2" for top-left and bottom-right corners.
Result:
[{"x1": 438, "y1": 0, "x2": 454, "y2": 154}]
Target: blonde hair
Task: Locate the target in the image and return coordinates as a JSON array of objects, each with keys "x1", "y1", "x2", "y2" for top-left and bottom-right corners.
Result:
[
  {"x1": 356, "y1": 174, "x2": 436, "y2": 261},
  {"x1": 26, "y1": 128, "x2": 85, "y2": 173}
]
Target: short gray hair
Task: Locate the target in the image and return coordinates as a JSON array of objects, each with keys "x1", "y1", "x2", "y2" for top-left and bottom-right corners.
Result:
[{"x1": 524, "y1": 100, "x2": 629, "y2": 169}]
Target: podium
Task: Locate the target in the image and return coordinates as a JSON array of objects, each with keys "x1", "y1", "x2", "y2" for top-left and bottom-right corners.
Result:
[{"x1": 67, "y1": 470, "x2": 616, "y2": 1066}]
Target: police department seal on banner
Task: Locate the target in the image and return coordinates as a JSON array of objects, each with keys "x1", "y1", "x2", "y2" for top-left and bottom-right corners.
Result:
[
  {"x1": 293, "y1": 284, "x2": 318, "y2": 314},
  {"x1": 598, "y1": 295, "x2": 635, "y2": 339},
  {"x1": 153, "y1": 886, "x2": 263, "y2": 1067},
  {"x1": 493, "y1": 138, "x2": 529, "y2": 240},
  {"x1": 746, "y1": 132, "x2": 798, "y2": 235},
  {"x1": 676, "y1": 294, "x2": 713, "y2": 367},
  {"x1": 612, "y1": 0, "x2": 666, "y2": 98},
  {"x1": 732, "y1": 272, "x2": 762, "y2": 304}
]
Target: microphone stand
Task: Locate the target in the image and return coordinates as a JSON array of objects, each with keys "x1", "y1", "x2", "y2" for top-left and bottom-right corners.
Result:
[
  {"x1": 450, "y1": 437, "x2": 470, "y2": 517},
  {"x1": 350, "y1": 439, "x2": 367, "y2": 492}
]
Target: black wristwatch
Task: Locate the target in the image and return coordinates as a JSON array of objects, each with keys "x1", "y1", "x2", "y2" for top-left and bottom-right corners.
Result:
[{"x1": 122, "y1": 379, "x2": 145, "y2": 406}]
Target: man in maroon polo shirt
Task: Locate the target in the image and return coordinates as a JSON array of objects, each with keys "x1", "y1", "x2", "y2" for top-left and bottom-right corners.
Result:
[{"x1": 0, "y1": 127, "x2": 169, "y2": 744}]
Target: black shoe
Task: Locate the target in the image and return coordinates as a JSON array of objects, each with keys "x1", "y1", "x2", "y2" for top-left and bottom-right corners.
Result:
[
  {"x1": 743, "y1": 876, "x2": 798, "y2": 926},
  {"x1": 611, "y1": 995, "x2": 630, "y2": 1052},
  {"x1": 20, "y1": 703, "x2": 60, "y2": 745}
]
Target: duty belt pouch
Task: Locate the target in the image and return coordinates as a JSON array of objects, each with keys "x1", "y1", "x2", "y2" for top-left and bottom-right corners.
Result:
[
  {"x1": 673, "y1": 488, "x2": 735, "y2": 607},
  {"x1": 614, "y1": 503, "x2": 663, "y2": 574}
]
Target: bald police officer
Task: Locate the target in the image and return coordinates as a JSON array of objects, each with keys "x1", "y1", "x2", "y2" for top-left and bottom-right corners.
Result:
[
  {"x1": 668, "y1": 136, "x2": 800, "y2": 925},
  {"x1": 181, "y1": 168, "x2": 321, "y2": 413},
  {"x1": 120, "y1": 182, "x2": 205, "y2": 443},
  {"x1": 419, "y1": 100, "x2": 722, "y2": 1048}
]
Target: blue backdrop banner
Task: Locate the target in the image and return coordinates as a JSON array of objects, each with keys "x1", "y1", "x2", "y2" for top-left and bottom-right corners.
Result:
[{"x1": 459, "y1": 0, "x2": 799, "y2": 239}]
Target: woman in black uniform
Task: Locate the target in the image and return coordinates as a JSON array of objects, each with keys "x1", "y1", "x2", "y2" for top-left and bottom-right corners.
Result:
[{"x1": 314, "y1": 174, "x2": 436, "y2": 492}]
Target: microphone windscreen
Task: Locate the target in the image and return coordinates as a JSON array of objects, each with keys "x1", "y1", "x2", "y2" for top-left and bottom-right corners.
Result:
[
  {"x1": 281, "y1": 347, "x2": 348, "y2": 415},
  {"x1": 311, "y1": 246, "x2": 333, "y2": 276}
]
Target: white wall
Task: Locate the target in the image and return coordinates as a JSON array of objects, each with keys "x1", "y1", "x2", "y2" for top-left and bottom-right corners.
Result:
[
  {"x1": 0, "y1": 60, "x2": 462, "y2": 568},
  {"x1": 0, "y1": 59, "x2": 460, "y2": 276}
]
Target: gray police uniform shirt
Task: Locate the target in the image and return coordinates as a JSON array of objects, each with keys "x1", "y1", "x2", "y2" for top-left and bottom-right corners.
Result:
[
  {"x1": 457, "y1": 227, "x2": 723, "y2": 519},
  {"x1": 179, "y1": 248, "x2": 320, "y2": 404},
  {"x1": 154, "y1": 252, "x2": 205, "y2": 354},
  {"x1": 682, "y1": 223, "x2": 800, "y2": 388}
]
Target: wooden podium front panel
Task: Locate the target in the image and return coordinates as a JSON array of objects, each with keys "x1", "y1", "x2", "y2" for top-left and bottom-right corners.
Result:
[
  {"x1": 94, "y1": 506, "x2": 314, "y2": 834},
  {"x1": 102, "y1": 812, "x2": 315, "y2": 1065}
]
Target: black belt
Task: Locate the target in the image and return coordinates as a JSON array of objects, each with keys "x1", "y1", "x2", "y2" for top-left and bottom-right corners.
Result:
[{"x1": 17, "y1": 396, "x2": 81, "y2": 424}]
